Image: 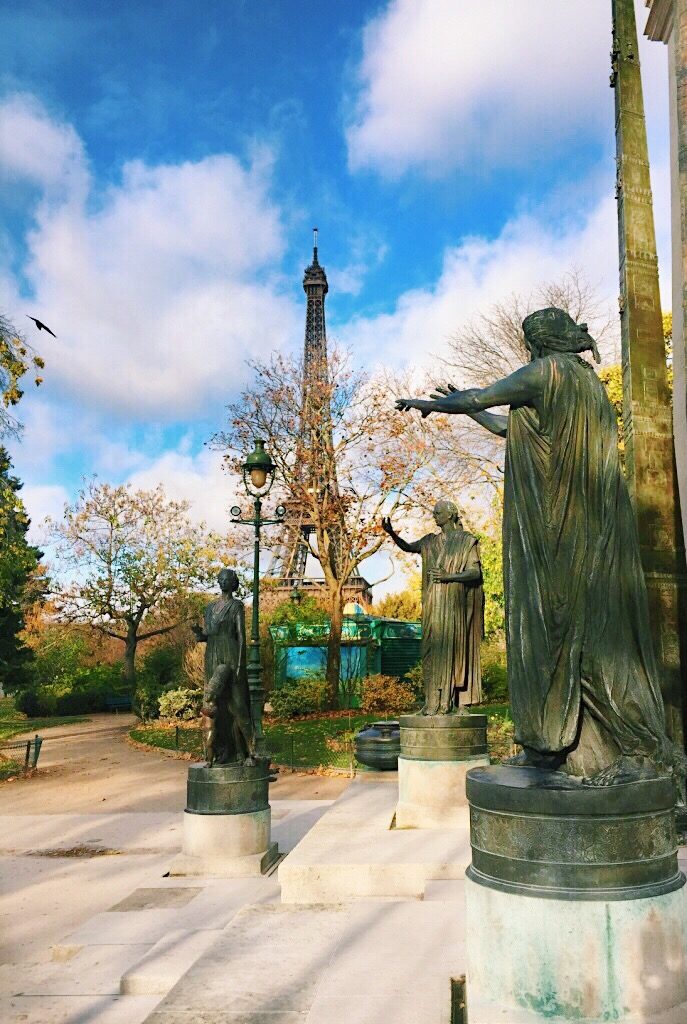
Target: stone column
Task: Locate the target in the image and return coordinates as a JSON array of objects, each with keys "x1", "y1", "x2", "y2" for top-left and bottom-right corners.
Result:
[{"x1": 613, "y1": 0, "x2": 687, "y2": 752}]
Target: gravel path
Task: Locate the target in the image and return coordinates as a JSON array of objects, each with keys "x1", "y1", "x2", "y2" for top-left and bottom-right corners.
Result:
[{"x1": 0, "y1": 714, "x2": 350, "y2": 814}]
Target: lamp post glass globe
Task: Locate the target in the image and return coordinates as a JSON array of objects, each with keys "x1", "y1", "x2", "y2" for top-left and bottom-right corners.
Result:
[
  {"x1": 242, "y1": 439, "x2": 276, "y2": 497},
  {"x1": 250, "y1": 467, "x2": 267, "y2": 489}
]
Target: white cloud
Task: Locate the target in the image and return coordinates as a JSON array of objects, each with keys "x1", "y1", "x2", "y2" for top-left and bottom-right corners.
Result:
[
  {"x1": 0, "y1": 93, "x2": 87, "y2": 196},
  {"x1": 345, "y1": 0, "x2": 658, "y2": 177},
  {"x1": 0, "y1": 95, "x2": 300, "y2": 418},
  {"x1": 22, "y1": 483, "x2": 68, "y2": 544},
  {"x1": 127, "y1": 444, "x2": 241, "y2": 534},
  {"x1": 339, "y1": 180, "x2": 643, "y2": 372}
]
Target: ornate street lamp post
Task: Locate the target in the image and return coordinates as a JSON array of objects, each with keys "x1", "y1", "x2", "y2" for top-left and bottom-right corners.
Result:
[{"x1": 231, "y1": 440, "x2": 285, "y2": 757}]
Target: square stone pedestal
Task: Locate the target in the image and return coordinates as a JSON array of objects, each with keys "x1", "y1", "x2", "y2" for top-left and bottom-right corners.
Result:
[
  {"x1": 395, "y1": 712, "x2": 489, "y2": 829},
  {"x1": 466, "y1": 875, "x2": 687, "y2": 1021},
  {"x1": 396, "y1": 755, "x2": 489, "y2": 828}
]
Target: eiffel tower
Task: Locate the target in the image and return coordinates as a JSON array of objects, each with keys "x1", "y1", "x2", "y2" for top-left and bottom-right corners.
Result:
[
  {"x1": 281, "y1": 228, "x2": 328, "y2": 581},
  {"x1": 273, "y1": 231, "x2": 371, "y2": 605}
]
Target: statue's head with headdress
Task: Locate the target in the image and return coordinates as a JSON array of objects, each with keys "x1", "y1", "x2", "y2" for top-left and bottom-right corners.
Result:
[
  {"x1": 433, "y1": 499, "x2": 462, "y2": 529},
  {"x1": 218, "y1": 567, "x2": 239, "y2": 594},
  {"x1": 522, "y1": 307, "x2": 600, "y2": 364}
]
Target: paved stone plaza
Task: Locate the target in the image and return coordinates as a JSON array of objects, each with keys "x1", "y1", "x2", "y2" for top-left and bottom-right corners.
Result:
[{"x1": 3, "y1": 715, "x2": 687, "y2": 1024}]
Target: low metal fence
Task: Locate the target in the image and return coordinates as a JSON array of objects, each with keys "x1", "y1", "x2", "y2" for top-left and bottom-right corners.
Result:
[{"x1": 0, "y1": 733, "x2": 43, "y2": 772}]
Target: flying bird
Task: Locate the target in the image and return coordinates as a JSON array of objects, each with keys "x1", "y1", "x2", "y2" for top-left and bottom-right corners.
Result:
[{"x1": 26, "y1": 316, "x2": 57, "y2": 338}]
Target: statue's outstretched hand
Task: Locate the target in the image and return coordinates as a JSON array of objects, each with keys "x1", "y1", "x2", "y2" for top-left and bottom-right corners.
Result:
[
  {"x1": 395, "y1": 398, "x2": 436, "y2": 417},
  {"x1": 429, "y1": 382, "x2": 458, "y2": 400},
  {"x1": 381, "y1": 516, "x2": 393, "y2": 535}
]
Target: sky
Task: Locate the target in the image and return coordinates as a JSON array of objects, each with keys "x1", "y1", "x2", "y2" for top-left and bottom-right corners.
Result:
[{"x1": 0, "y1": 0, "x2": 674, "y2": 594}]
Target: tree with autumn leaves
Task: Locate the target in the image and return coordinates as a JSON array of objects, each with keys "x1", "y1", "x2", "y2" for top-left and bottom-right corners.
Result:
[
  {"x1": 216, "y1": 348, "x2": 430, "y2": 706},
  {"x1": 47, "y1": 481, "x2": 234, "y2": 689},
  {"x1": 0, "y1": 313, "x2": 46, "y2": 694}
]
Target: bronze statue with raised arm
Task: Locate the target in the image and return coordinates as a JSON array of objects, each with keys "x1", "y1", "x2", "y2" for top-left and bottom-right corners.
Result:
[
  {"x1": 192, "y1": 568, "x2": 256, "y2": 766},
  {"x1": 396, "y1": 306, "x2": 680, "y2": 785},
  {"x1": 382, "y1": 500, "x2": 483, "y2": 715}
]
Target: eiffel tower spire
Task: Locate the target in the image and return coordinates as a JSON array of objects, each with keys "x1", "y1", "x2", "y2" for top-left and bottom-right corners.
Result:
[
  {"x1": 278, "y1": 232, "x2": 333, "y2": 583},
  {"x1": 303, "y1": 227, "x2": 328, "y2": 375},
  {"x1": 612, "y1": 0, "x2": 687, "y2": 751}
]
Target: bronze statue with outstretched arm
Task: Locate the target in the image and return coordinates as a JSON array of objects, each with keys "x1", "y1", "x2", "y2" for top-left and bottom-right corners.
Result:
[
  {"x1": 382, "y1": 502, "x2": 483, "y2": 713},
  {"x1": 396, "y1": 307, "x2": 679, "y2": 785}
]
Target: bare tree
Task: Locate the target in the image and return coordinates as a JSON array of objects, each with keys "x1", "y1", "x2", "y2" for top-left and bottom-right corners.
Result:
[
  {"x1": 215, "y1": 347, "x2": 427, "y2": 706},
  {"x1": 388, "y1": 271, "x2": 618, "y2": 507},
  {"x1": 444, "y1": 269, "x2": 616, "y2": 390}
]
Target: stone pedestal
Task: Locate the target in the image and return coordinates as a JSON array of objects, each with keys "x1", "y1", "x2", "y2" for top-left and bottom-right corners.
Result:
[
  {"x1": 170, "y1": 760, "x2": 278, "y2": 877},
  {"x1": 396, "y1": 713, "x2": 488, "y2": 829},
  {"x1": 465, "y1": 765, "x2": 687, "y2": 1021}
]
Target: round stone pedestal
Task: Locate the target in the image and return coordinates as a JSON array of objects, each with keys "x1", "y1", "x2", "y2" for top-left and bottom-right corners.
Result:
[
  {"x1": 396, "y1": 713, "x2": 489, "y2": 829},
  {"x1": 399, "y1": 712, "x2": 488, "y2": 761},
  {"x1": 465, "y1": 765, "x2": 687, "y2": 1021},
  {"x1": 466, "y1": 765, "x2": 683, "y2": 899},
  {"x1": 170, "y1": 760, "x2": 278, "y2": 877}
]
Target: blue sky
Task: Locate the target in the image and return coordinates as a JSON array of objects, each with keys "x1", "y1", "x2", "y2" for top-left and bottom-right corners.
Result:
[{"x1": 0, "y1": 0, "x2": 673, "y2": 590}]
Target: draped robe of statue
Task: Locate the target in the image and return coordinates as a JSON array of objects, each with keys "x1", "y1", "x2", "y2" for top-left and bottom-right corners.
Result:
[
  {"x1": 203, "y1": 596, "x2": 253, "y2": 764},
  {"x1": 419, "y1": 529, "x2": 483, "y2": 714},
  {"x1": 505, "y1": 352, "x2": 670, "y2": 775}
]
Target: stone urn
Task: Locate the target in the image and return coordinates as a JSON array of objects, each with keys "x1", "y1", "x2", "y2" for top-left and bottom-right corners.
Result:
[{"x1": 354, "y1": 720, "x2": 400, "y2": 771}]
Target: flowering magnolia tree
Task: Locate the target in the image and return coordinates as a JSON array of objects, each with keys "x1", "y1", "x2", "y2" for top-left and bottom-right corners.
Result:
[{"x1": 48, "y1": 480, "x2": 234, "y2": 688}]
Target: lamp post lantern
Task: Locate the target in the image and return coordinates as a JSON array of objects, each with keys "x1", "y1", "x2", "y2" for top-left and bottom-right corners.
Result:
[{"x1": 231, "y1": 440, "x2": 285, "y2": 757}]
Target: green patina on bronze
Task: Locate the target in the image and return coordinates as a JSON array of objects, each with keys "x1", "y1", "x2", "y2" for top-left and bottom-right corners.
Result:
[
  {"x1": 613, "y1": 0, "x2": 687, "y2": 754},
  {"x1": 465, "y1": 766, "x2": 684, "y2": 900},
  {"x1": 399, "y1": 712, "x2": 487, "y2": 761},
  {"x1": 382, "y1": 501, "x2": 483, "y2": 714},
  {"x1": 397, "y1": 306, "x2": 681, "y2": 785},
  {"x1": 186, "y1": 760, "x2": 271, "y2": 815}
]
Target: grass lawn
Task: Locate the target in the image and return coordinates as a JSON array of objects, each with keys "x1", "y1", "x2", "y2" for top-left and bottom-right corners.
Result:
[
  {"x1": 131, "y1": 702, "x2": 513, "y2": 770},
  {"x1": 0, "y1": 757, "x2": 24, "y2": 780},
  {"x1": 131, "y1": 714, "x2": 381, "y2": 770},
  {"x1": 0, "y1": 695, "x2": 88, "y2": 743}
]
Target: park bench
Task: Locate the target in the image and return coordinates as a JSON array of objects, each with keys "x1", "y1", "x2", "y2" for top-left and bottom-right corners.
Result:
[{"x1": 105, "y1": 694, "x2": 132, "y2": 713}]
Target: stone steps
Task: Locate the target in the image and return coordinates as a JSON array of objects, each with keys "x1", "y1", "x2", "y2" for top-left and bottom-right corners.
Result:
[
  {"x1": 143, "y1": 899, "x2": 465, "y2": 1024},
  {"x1": 278, "y1": 778, "x2": 472, "y2": 902},
  {"x1": 120, "y1": 929, "x2": 221, "y2": 995}
]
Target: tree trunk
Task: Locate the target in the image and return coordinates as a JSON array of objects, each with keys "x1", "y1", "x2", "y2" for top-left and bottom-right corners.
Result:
[
  {"x1": 123, "y1": 627, "x2": 138, "y2": 693},
  {"x1": 326, "y1": 589, "x2": 344, "y2": 709}
]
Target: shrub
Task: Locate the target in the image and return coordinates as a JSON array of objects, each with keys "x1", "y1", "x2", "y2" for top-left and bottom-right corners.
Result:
[
  {"x1": 404, "y1": 662, "x2": 424, "y2": 703},
  {"x1": 360, "y1": 673, "x2": 417, "y2": 715},
  {"x1": 182, "y1": 644, "x2": 205, "y2": 690},
  {"x1": 481, "y1": 638, "x2": 508, "y2": 703},
  {"x1": 488, "y1": 714, "x2": 517, "y2": 761},
  {"x1": 22, "y1": 627, "x2": 91, "y2": 693},
  {"x1": 16, "y1": 687, "x2": 57, "y2": 717},
  {"x1": 135, "y1": 644, "x2": 183, "y2": 721},
  {"x1": 269, "y1": 676, "x2": 328, "y2": 718},
  {"x1": 158, "y1": 687, "x2": 202, "y2": 721}
]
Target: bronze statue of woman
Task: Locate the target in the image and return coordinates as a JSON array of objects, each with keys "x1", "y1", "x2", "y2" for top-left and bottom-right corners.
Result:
[
  {"x1": 397, "y1": 307, "x2": 678, "y2": 784},
  {"x1": 192, "y1": 568, "x2": 256, "y2": 766},
  {"x1": 382, "y1": 500, "x2": 483, "y2": 714}
]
